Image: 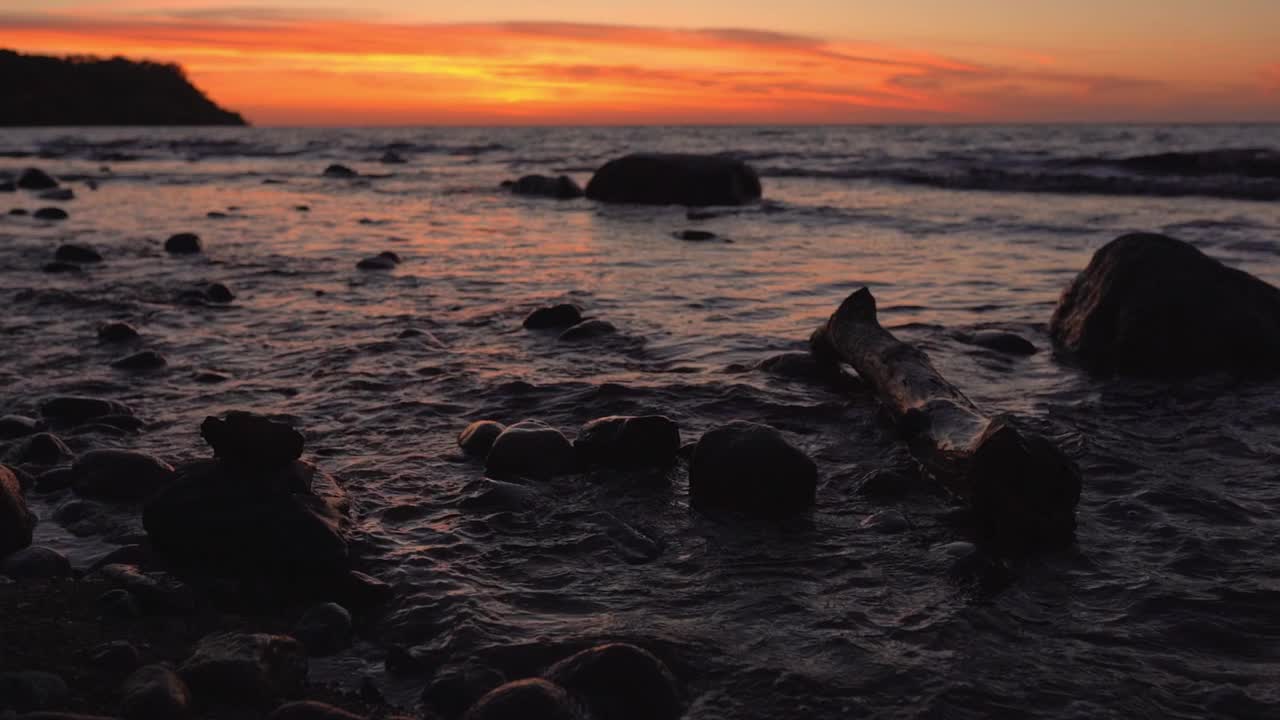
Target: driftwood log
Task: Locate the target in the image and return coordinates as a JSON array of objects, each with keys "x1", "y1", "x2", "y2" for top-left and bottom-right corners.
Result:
[{"x1": 811, "y1": 288, "x2": 1081, "y2": 548}]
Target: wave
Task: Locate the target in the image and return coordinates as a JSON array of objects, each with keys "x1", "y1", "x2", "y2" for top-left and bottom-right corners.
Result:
[{"x1": 1063, "y1": 148, "x2": 1280, "y2": 179}]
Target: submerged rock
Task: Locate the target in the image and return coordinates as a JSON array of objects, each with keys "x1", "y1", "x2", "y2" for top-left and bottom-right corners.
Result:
[
  {"x1": 205, "y1": 282, "x2": 235, "y2": 303},
  {"x1": 164, "y1": 233, "x2": 202, "y2": 254},
  {"x1": 323, "y1": 164, "x2": 357, "y2": 179},
  {"x1": 0, "y1": 670, "x2": 70, "y2": 712},
  {"x1": 0, "y1": 469, "x2": 35, "y2": 556},
  {"x1": 505, "y1": 174, "x2": 584, "y2": 200},
  {"x1": 55, "y1": 244, "x2": 101, "y2": 263},
  {"x1": 586, "y1": 153, "x2": 762, "y2": 206},
  {"x1": 544, "y1": 643, "x2": 681, "y2": 720},
  {"x1": 39, "y1": 188, "x2": 74, "y2": 201},
  {"x1": 293, "y1": 602, "x2": 353, "y2": 656},
  {"x1": 33, "y1": 207, "x2": 68, "y2": 220},
  {"x1": 111, "y1": 350, "x2": 167, "y2": 370},
  {"x1": 689, "y1": 421, "x2": 817, "y2": 514},
  {"x1": 42, "y1": 261, "x2": 81, "y2": 273},
  {"x1": 458, "y1": 420, "x2": 506, "y2": 457},
  {"x1": 380, "y1": 151, "x2": 407, "y2": 165},
  {"x1": 674, "y1": 229, "x2": 717, "y2": 242},
  {"x1": 558, "y1": 319, "x2": 616, "y2": 342},
  {"x1": 0, "y1": 415, "x2": 41, "y2": 438},
  {"x1": 0, "y1": 546, "x2": 71, "y2": 579},
  {"x1": 72, "y1": 449, "x2": 176, "y2": 502},
  {"x1": 485, "y1": 421, "x2": 575, "y2": 480},
  {"x1": 17, "y1": 168, "x2": 58, "y2": 190},
  {"x1": 1050, "y1": 232, "x2": 1280, "y2": 376},
  {"x1": 179, "y1": 632, "x2": 307, "y2": 703},
  {"x1": 98, "y1": 322, "x2": 140, "y2": 343},
  {"x1": 463, "y1": 679, "x2": 584, "y2": 720},
  {"x1": 40, "y1": 396, "x2": 132, "y2": 425},
  {"x1": 120, "y1": 665, "x2": 192, "y2": 720},
  {"x1": 574, "y1": 415, "x2": 681, "y2": 469},
  {"x1": 6, "y1": 432, "x2": 72, "y2": 466},
  {"x1": 356, "y1": 252, "x2": 401, "y2": 271},
  {"x1": 523, "y1": 304, "x2": 582, "y2": 330}
]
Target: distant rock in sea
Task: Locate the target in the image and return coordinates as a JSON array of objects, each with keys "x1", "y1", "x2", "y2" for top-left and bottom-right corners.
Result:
[
  {"x1": 0, "y1": 49, "x2": 246, "y2": 126},
  {"x1": 586, "y1": 153, "x2": 762, "y2": 206}
]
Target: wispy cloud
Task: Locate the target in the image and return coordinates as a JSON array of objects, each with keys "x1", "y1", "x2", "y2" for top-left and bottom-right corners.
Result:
[{"x1": 0, "y1": 9, "x2": 1269, "y2": 124}]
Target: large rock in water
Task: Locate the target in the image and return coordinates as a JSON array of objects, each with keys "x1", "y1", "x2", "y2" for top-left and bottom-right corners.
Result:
[
  {"x1": 585, "y1": 153, "x2": 762, "y2": 206},
  {"x1": 463, "y1": 679, "x2": 585, "y2": 720},
  {"x1": 484, "y1": 421, "x2": 576, "y2": 480},
  {"x1": 505, "y1": 175, "x2": 583, "y2": 200},
  {"x1": 201, "y1": 412, "x2": 304, "y2": 471},
  {"x1": 0, "y1": 466, "x2": 35, "y2": 557},
  {"x1": 1050, "y1": 233, "x2": 1280, "y2": 376},
  {"x1": 574, "y1": 416, "x2": 681, "y2": 469},
  {"x1": 72, "y1": 449, "x2": 175, "y2": 501},
  {"x1": 689, "y1": 421, "x2": 817, "y2": 514},
  {"x1": 544, "y1": 643, "x2": 681, "y2": 720}
]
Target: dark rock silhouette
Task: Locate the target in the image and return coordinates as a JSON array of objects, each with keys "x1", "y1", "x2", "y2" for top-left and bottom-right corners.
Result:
[
  {"x1": 674, "y1": 229, "x2": 718, "y2": 242},
  {"x1": 689, "y1": 421, "x2": 817, "y2": 514},
  {"x1": 323, "y1": 164, "x2": 358, "y2": 179},
  {"x1": 959, "y1": 330, "x2": 1037, "y2": 356},
  {"x1": 586, "y1": 153, "x2": 762, "y2": 206},
  {"x1": 164, "y1": 233, "x2": 202, "y2": 254},
  {"x1": 558, "y1": 319, "x2": 616, "y2": 342},
  {"x1": 523, "y1": 304, "x2": 582, "y2": 330},
  {"x1": 0, "y1": 49, "x2": 245, "y2": 126},
  {"x1": 179, "y1": 632, "x2": 307, "y2": 703},
  {"x1": 17, "y1": 168, "x2": 58, "y2": 189},
  {"x1": 575, "y1": 416, "x2": 681, "y2": 469},
  {"x1": 71, "y1": 449, "x2": 176, "y2": 501},
  {"x1": 1050, "y1": 232, "x2": 1280, "y2": 376},
  {"x1": 463, "y1": 679, "x2": 584, "y2": 720},
  {"x1": 485, "y1": 420, "x2": 576, "y2": 480},
  {"x1": 111, "y1": 350, "x2": 167, "y2": 370},
  {"x1": 33, "y1": 207, "x2": 68, "y2": 220},
  {"x1": 0, "y1": 546, "x2": 71, "y2": 579},
  {"x1": 503, "y1": 174, "x2": 584, "y2": 199},
  {"x1": 98, "y1": 321, "x2": 140, "y2": 343},
  {"x1": 379, "y1": 151, "x2": 407, "y2": 165},
  {"x1": 55, "y1": 244, "x2": 101, "y2": 263},
  {"x1": 0, "y1": 466, "x2": 35, "y2": 557},
  {"x1": 39, "y1": 188, "x2": 74, "y2": 201},
  {"x1": 120, "y1": 665, "x2": 192, "y2": 720},
  {"x1": 458, "y1": 420, "x2": 506, "y2": 457},
  {"x1": 544, "y1": 643, "x2": 682, "y2": 720},
  {"x1": 356, "y1": 252, "x2": 400, "y2": 271}
]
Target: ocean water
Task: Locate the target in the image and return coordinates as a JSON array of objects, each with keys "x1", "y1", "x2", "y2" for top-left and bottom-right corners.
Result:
[{"x1": 2, "y1": 125, "x2": 1280, "y2": 718}]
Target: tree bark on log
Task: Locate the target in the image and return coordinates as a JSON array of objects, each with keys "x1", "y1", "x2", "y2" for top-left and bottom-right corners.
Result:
[{"x1": 811, "y1": 288, "x2": 1081, "y2": 548}]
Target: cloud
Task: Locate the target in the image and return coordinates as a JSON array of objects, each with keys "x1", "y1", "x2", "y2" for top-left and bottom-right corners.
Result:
[{"x1": 0, "y1": 9, "x2": 1258, "y2": 124}]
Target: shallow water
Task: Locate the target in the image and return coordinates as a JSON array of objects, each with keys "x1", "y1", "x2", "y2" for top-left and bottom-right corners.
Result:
[{"x1": 2, "y1": 125, "x2": 1280, "y2": 718}]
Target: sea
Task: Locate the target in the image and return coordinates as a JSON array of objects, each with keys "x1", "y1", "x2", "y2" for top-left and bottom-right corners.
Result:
[{"x1": 2, "y1": 125, "x2": 1279, "y2": 718}]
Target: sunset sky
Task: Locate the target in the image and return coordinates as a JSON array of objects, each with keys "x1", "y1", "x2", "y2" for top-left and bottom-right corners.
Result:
[{"x1": 3, "y1": 1, "x2": 1279, "y2": 125}]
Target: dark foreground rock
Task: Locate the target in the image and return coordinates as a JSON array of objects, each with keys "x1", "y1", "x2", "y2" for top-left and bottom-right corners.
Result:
[
  {"x1": 458, "y1": 421, "x2": 506, "y2": 457},
  {"x1": 323, "y1": 165, "x2": 357, "y2": 179},
  {"x1": 163, "y1": 233, "x2": 201, "y2": 254},
  {"x1": 523, "y1": 304, "x2": 582, "y2": 330},
  {"x1": 72, "y1": 449, "x2": 176, "y2": 501},
  {"x1": 544, "y1": 643, "x2": 681, "y2": 720},
  {"x1": 0, "y1": 670, "x2": 69, "y2": 712},
  {"x1": 6, "y1": 432, "x2": 73, "y2": 466},
  {"x1": 575, "y1": 416, "x2": 681, "y2": 469},
  {"x1": 0, "y1": 547, "x2": 71, "y2": 579},
  {"x1": 120, "y1": 664, "x2": 191, "y2": 720},
  {"x1": 0, "y1": 468, "x2": 35, "y2": 556},
  {"x1": 0, "y1": 416, "x2": 41, "y2": 439},
  {"x1": 271, "y1": 701, "x2": 367, "y2": 720},
  {"x1": 17, "y1": 168, "x2": 59, "y2": 190},
  {"x1": 1050, "y1": 232, "x2": 1280, "y2": 376},
  {"x1": 292, "y1": 602, "x2": 352, "y2": 657},
  {"x1": 34, "y1": 207, "x2": 68, "y2": 221},
  {"x1": 55, "y1": 244, "x2": 101, "y2": 263},
  {"x1": 200, "y1": 411, "x2": 304, "y2": 470},
  {"x1": 179, "y1": 632, "x2": 307, "y2": 704},
  {"x1": 463, "y1": 679, "x2": 584, "y2": 720},
  {"x1": 485, "y1": 421, "x2": 575, "y2": 480},
  {"x1": 98, "y1": 322, "x2": 141, "y2": 344},
  {"x1": 689, "y1": 421, "x2": 817, "y2": 514},
  {"x1": 356, "y1": 252, "x2": 400, "y2": 271},
  {"x1": 39, "y1": 397, "x2": 132, "y2": 426},
  {"x1": 585, "y1": 153, "x2": 762, "y2": 206},
  {"x1": 504, "y1": 175, "x2": 584, "y2": 200}
]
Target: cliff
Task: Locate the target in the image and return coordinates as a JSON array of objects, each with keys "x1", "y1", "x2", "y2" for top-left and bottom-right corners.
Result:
[{"x1": 0, "y1": 49, "x2": 247, "y2": 126}]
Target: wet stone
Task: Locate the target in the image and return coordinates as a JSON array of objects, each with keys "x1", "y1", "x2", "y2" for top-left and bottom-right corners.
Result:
[
  {"x1": 293, "y1": 602, "x2": 353, "y2": 657},
  {"x1": 97, "y1": 588, "x2": 142, "y2": 618},
  {"x1": 558, "y1": 319, "x2": 616, "y2": 342},
  {"x1": 323, "y1": 164, "x2": 357, "y2": 178},
  {"x1": 200, "y1": 411, "x2": 304, "y2": 469},
  {"x1": 111, "y1": 351, "x2": 167, "y2": 371},
  {"x1": 0, "y1": 546, "x2": 72, "y2": 579},
  {"x1": 0, "y1": 415, "x2": 41, "y2": 439},
  {"x1": 18, "y1": 168, "x2": 58, "y2": 190},
  {"x1": 164, "y1": 233, "x2": 201, "y2": 254},
  {"x1": 575, "y1": 415, "x2": 681, "y2": 469},
  {"x1": 179, "y1": 632, "x2": 308, "y2": 704},
  {"x1": 674, "y1": 229, "x2": 717, "y2": 241},
  {"x1": 120, "y1": 664, "x2": 192, "y2": 720},
  {"x1": 462, "y1": 678, "x2": 584, "y2": 720},
  {"x1": 6, "y1": 432, "x2": 73, "y2": 466},
  {"x1": 0, "y1": 671, "x2": 70, "y2": 712},
  {"x1": 34, "y1": 466, "x2": 75, "y2": 493},
  {"x1": 963, "y1": 330, "x2": 1038, "y2": 356},
  {"x1": 43, "y1": 261, "x2": 81, "y2": 273},
  {"x1": 205, "y1": 282, "x2": 235, "y2": 303},
  {"x1": 72, "y1": 449, "x2": 176, "y2": 502},
  {"x1": 523, "y1": 304, "x2": 582, "y2": 330},
  {"x1": 545, "y1": 643, "x2": 681, "y2": 720},
  {"x1": 457, "y1": 420, "x2": 505, "y2": 457},
  {"x1": 34, "y1": 207, "x2": 69, "y2": 220},
  {"x1": 485, "y1": 420, "x2": 576, "y2": 480},
  {"x1": 356, "y1": 252, "x2": 400, "y2": 271},
  {"x1": 98, "y1": 321, "x2": 140, "y2": 343},
  {"x1": 88, "y1": 641, "x2": 143, "y2": 671},
  {"x1": 39, "y1": 188, "x2": 75, "y2": 201},
  {"x1": 55, "y1": 244, "x2": 101, "y2": 263},
  {"x1": 689, "y1": 421, "x2": 818, "y2": 515},
  {"x1": 8, "y1": 207, "x2": 27, "y2": 214},
  {"x1": 380, "y1": 151, "x2": 407, "y2": 165},
  {"x1": 423, "y1": 664, "x2": 507, "y2": 719},
  {"x1": 40, "y1": 396, "x2": 133, "y2": 425}
]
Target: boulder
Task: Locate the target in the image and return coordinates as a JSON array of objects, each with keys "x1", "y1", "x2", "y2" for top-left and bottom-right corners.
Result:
[
  {"x1": 205, "y1": 282, "x2": 235, "y2": 303},
  {"x1": 457, "y1": 420, "x2": 506, "y2": 457},
  {"x1": 506, "y1": 175, "x2": 584, "y2": 200},
  {"x1": 0, "y1": 546, "x2": 71, "y2": 579},
  {"x1": 200, "y1": 412, "x2": 304, "y2": 470},
  {"x1": 179, "y1": 632, "x2": 307, "y2": 704},
  {"x1": 485, "y1": 421, "x2": 576, "y2": 480},
  {"x1": 39, "y1": 188, "x2": 74, "y2": 201},
  {"x1": 40, "y1": 396, "x2": 132, "y2": 425},
  {"x1": 0, "y1": 469, "x2": 35, "y2": 555},
  {"x1": 6, "y1": 432, "x2": 72, "y2": 466},
  {"x1": 1050, "y1": 233, "x2": 1280, "y2": 376},
  {"x1": 111, "y1": 351, "x2": 167, "y2": 371},
  {"x1": 55, "y1": 244, "x2": 101, "y2": 263},
  {"x1": 585, "y1": 153, "x2": 761, "y2": 206},
  {"x1": 463, "y1": 679, "x2": 584, "y2": 720},
  {"x1": 0, "y1": 671, "x2": 69, "y2": 712},
  {"x1": 356, "y1": 252, "x2": 400, "y2": 271},
  {"x1": 558, "y1": 320, "x2": 616, "y2": 342},
  {"x1": 574, "y1": 416, "x2": 681, "y2": 469},
  {"x1": 961, "y1": 331, "x2": 1037, "y2": 356},
  {"x1": 674, "y1": 229, "x2": 717, "y2": 242},
  {"x1": 544, "y1": 643, "x2": 681, "y2": 720},
  {"x1": 98, "y1": 322, "x2": 140, "y2": 343},
  {"x1": 17, "y1": 168, "x2": 58, "y2": 190},
  {"x1": 164, "y1": 233, "x2": 201, "y2": 254},
  {"x1": 689, "y1": 421, "x2": 817, "y2": 514},
  {"x1": 0, "y1": 415, "x2": 41, "y2": 438},
  {"x1": 8, "y1": 207, "x2": 27, "y2": 214},
  {"x1": 293, "y1": 602, "x2": 353, "y2": 656},
  {"x1": 323, "y1": 164, "x2": 358, "y2": 178},
  {"x1": 120, "y1": 665, "x2": 191, "y2": 720},
  {"x1": 71, "y1": 449, "x2": 175, "y2": 502},
  {"x1": 523, "y1": 304, "x2": 582, "y2": 330},
  {"x1": 34, "y1": 207, "x2": 69, "y2": 220},
  {"x1": 270, "y1": 701, "x2": 367, "y2": 720},
  {"x1": 422, "y1": 664, "x2": 506, "y2": 718}
]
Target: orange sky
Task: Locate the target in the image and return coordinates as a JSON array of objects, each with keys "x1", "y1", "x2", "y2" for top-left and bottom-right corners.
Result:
[{"x1": 4, "y1": 2, "x2": 1279, "y2": 125}]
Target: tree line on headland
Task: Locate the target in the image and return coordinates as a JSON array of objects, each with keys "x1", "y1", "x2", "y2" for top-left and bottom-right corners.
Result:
[{"x1": 0, "y1": 49, "x2": 246, "y2": 127}]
